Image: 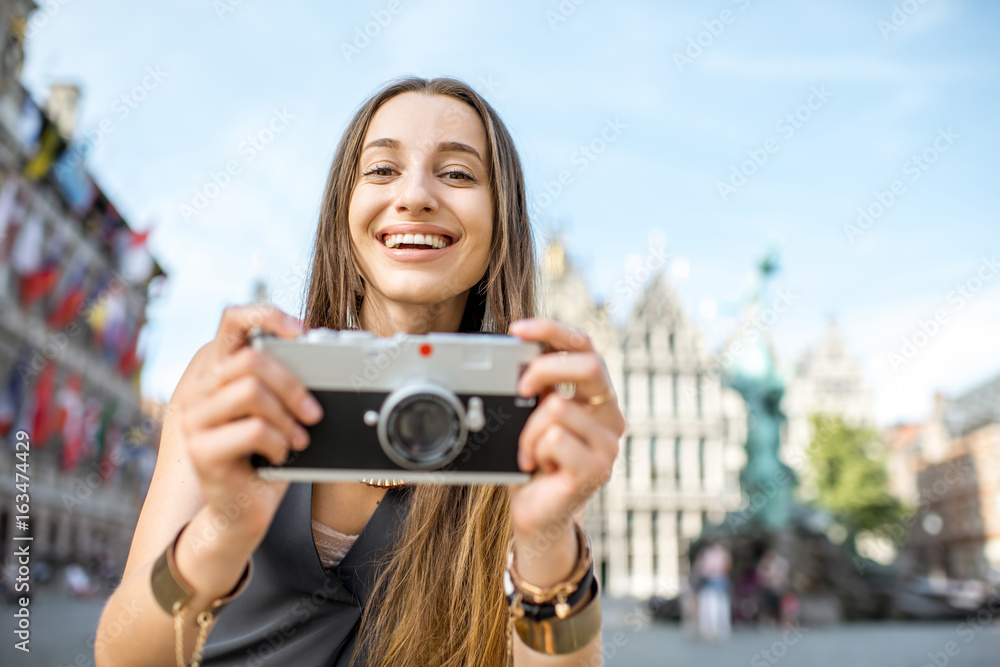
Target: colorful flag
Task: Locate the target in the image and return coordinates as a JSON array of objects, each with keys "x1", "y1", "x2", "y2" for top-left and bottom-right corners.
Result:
[
  {"x1": 101, "y1": 287, "x2": 128, "y2": 362},
  {"x1": 23, "y1": 122, "x2": 67, "y2": 181},
  {"x1": 118, "y1": 226, "x2": 155, "y2": 283},
  {"x1": 94, "y1": 399, "x2": 118, "y2": 461},
  {"x1": 18, "y1": 232, "x2": 62, "y2": 308},
  {"x1": 30, "y1": 363, "x2": 59, "y2": 447},
  {"x1": 81, "y1": 398, "x2": 103, "y2": 461},
  {"x1": 47, "y1": 244, "x2": 89, "y2": 328},
  {"x1": 101, "y1": 420, "x2": 123, "y2": 486},
  {"x1": 0, "y1": 349, "x2": 31, "y2": 438},
  {"x1": 16, "y1": 96, "x2": 43, "y2": 152},
  {"x1": 10, "y1": 206, "x2": 44, "y2": 276},
  {"x1": 58, "y1": 375, "x2": 85, "y2": 471},
  {"x1": 0, "y1": 173, "x2": 23, "y2": 256},
  {"x1": 52, "y1": 148, "x2": 98, "y2": 217}
]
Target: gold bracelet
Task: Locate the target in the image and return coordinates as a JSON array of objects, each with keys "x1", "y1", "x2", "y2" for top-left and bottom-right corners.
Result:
[
  {"x1": 512, "y1": 578, "x2": 602, "y2": 655},
  {"x1": 506, "y1": 521, "x2": 591, "y2": 614},
  {"x1": 150, "y1": 522, "x2": 253, "y2": 667}
]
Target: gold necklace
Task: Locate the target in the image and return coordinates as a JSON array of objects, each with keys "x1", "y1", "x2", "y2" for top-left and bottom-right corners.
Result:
[{"x1": 360, "y1": 477, "x2": 407, "y2": 488}]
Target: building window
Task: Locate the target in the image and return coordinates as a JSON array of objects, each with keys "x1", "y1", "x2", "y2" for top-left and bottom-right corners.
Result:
[
  {"x1": 624, "y1": 436, "x2": 632, "y2": 483},
  {"x1": 652, "y1": 510, "x2": 660, "y2": 576},
  {"x1": 626, "y1": 510, "x2": 634, "y2": 577},
  {"x1": 676, "y1": 512, "x2": 690, "y2": 579},
  {"x1": 672, "y1": 373, "x2": 679, "y2": 416},
  {"x1": 623, "y1": 371, "x2": 630, "y2": 409},
  {"x1": 648, "y1": 372, "x2": 655, "y2": 415},
  {"x1": 698, "y1": 437, "x2": 706, "y2": 486},
  {"x1": 696, "y1": 373, "x2": 703, "y2": 416},
  {"x1": 650, "y1": 436, "x2": 658, "y2": 486},
  {"x1": 674, "y1": 436, "x2": 682, "y2": 487},
  {"x1": 668, "y1": 331, "x2": 675, "y2": 353}
]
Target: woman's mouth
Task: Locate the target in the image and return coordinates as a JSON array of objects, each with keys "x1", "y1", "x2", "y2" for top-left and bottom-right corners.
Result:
[{"x1": 380, "y1": 232, "x2": 454, "y2": 250}]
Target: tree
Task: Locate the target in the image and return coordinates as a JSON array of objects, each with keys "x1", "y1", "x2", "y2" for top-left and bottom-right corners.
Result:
[{"x1": 806, "y1": 415, "x2": 905, "y2": 537}]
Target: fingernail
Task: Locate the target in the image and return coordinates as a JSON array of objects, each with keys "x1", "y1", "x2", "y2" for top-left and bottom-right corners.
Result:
[
  {"x1": 293, "y1": 426, "x2": 310, "y2": 449},
  {"x1": 301, "y1": 395, "x2": 323, "y2": 421}
]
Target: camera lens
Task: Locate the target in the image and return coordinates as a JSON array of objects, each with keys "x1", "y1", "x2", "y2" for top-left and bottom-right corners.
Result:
[{"x1": 380, "y1": 390, "x2": 466, "y2": 469}]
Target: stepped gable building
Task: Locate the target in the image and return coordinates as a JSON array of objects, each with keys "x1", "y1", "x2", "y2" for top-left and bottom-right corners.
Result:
[
  {"x1": 538, "y1": 238, "x2": 746, "y2": 599},
  {"x1": 782, "y1": 319, "x2": 875, "y2": 488},
  {"x1": 536, "y1": 238, "x2": 621, "y2": 588}
]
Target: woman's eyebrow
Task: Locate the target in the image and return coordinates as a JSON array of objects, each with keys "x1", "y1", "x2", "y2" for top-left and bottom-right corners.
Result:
[
  {"x1": 362, "y1": 137, "x2": 400, "y2": 153},
  {"x1": 361, "y1": 137, "x2": 483, "y2": 163},
  {"x1": 437, "y1": 141, "x2": 482, "y2": 162}
]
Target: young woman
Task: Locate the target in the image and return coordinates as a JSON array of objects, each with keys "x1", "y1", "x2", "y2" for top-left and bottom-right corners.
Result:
[{"x1": 96, "y1": 77, "x2": 625, "y2": 666}]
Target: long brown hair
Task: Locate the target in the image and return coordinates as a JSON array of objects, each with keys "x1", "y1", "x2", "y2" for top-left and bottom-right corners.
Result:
[{"x1": 302, "y1": 77, "x2": 536, "y2": 666}]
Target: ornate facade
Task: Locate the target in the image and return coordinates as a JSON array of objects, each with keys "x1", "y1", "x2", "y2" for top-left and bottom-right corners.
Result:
[
  {"x1": 782, "y1": 320, "x2": 875, "y2": 492},
  {"x1": 0, "y1": 2, "x2": 162, "y2": 586},
  {"x1": 537, "y1": 240, "x2": 747, "y2": 598}
]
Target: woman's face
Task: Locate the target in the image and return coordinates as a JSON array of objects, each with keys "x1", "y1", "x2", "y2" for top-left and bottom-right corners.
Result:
[{"x1": 348, "y1": 92, "x2": 493, "y2": 318}]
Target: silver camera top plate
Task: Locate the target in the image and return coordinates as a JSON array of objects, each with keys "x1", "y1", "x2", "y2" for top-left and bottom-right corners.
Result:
[{"x1": 253, "y1": 329, "x2": 541, "y2": 394}]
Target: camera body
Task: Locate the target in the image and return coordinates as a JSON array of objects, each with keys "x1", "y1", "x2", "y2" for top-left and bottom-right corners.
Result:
[{"x1": 250, "y1": 328, "x2": 540, "y2": 484}]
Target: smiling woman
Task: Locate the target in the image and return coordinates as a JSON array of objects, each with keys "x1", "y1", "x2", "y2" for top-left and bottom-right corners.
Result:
[
  {"x1": 347, "y1": 92, "x2": 495, "y2": 331},
  {"x1": 95, "y1": 76, "x2": 625, "y2": 667}
]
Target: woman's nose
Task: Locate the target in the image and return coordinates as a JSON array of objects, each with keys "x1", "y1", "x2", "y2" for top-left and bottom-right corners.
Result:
[{"x1": 394, "y1": 170, "x2": 437, "y2": 217}]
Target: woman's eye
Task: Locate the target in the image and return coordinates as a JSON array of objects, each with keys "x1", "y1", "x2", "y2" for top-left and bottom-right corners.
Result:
[
  {"x1": 444, "y1": 168, "x2": 474, "y2": 181},
  {"x1": 363, "y1": 165, "x2": 395, "y2": 177}
]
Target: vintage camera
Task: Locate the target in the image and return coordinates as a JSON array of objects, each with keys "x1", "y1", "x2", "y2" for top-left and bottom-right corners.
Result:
[{"x1": 249, "y1": 328, "x2": 541, "y2": 484}]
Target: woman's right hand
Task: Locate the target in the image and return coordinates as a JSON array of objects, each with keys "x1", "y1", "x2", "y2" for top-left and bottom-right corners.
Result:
[{"x1": 169, "y1": 304, "x2": 323, "y2": 543}]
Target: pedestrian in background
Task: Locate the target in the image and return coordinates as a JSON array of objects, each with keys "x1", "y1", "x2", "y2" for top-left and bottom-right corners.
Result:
[{"x1": 695, "y1": 541, "x2": 732, "y2": 641}]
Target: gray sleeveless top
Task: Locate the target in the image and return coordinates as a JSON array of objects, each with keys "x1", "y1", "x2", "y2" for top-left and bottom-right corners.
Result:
[{"x1": 200, "y1": 482, "x2": 412, "y2": 666}]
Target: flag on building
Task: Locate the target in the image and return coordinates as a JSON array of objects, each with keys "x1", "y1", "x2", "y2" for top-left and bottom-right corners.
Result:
[
  {"x1": 17, "y1": 229, "x2": 62, "y2": 308},
  {"x1": 0, "y1": 173, "x2": 24, "y2": 259},
  {"x1": 23, "y1": 121, "x2": 67, "y2": 181},
  {"x1": 52, "y1": 148, "x2": 98, "y2": 218},
  {"x1": 0, "y1": 348, "x2": 31, "y2": 438},
  {"x1": 58, "y1": 375, "x2": 85, "y2": 471},
  {"x1": 81, "y1": 397, "x2": 103, "y2": 461},
  {"x1": 94, "y1": 399, "x2": 118, "y2": 461},
  {"x1": 30, "y1": 363, "x2": 59, "y2": 447},
  {"x1": 16, "y1": 96, "x2": 43, "y2": 153},
  {"x1": 47, "y1": 244, "x2": 89, "y2": 328}
]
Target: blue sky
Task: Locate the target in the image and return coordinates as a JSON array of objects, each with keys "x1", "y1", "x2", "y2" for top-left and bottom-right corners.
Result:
[{"x1": 20, "y1": 0, "x2": 1000, "y2": 424}]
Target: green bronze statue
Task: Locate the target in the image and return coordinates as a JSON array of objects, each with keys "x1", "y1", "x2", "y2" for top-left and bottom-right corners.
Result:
[{"x1": 724, "y1": 249, "x2": 796, "y2": 531}]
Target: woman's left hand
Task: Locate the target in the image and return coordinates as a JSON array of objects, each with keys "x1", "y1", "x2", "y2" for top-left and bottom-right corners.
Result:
[{"x1": 507, "y1": 318, "x2": 626, "y2": 585}]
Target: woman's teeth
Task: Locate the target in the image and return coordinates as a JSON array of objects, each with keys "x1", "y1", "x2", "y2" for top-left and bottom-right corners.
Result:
[{"x1": 382, "y1": 233, "x2": 451, "y2": 249}]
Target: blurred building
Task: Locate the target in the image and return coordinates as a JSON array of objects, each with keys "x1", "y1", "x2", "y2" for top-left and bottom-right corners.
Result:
[
  {"x1": 885, "y1": 422, "x2": 922, "y2": 506},
  {"x1": 538, "y1": 239, "x2": 747, "y2": 599},
  {"x1": 782, "y1": 319, "x2": 875, "y2": 492},
  {"x1": 0, "y1": 2, "x2": 164, "y2": 585},
  {"x1": 896, "y1": 376, "x2": 1000, "y2": 580}
]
